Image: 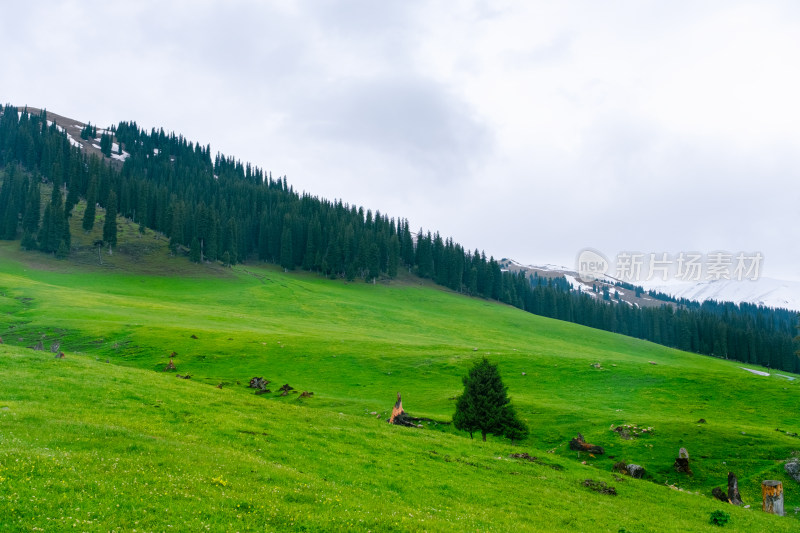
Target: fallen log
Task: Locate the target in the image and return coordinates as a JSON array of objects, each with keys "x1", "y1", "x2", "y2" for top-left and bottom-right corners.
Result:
[
  {"x1": 712, "y1": 487, "x2": 729, "y2": 502},
  {"x1": 569, "y1": 433, "x2": 604, "y2": 454}
]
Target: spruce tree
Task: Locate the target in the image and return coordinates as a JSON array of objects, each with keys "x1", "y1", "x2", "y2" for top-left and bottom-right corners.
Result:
[
  {"x1": 20, "y1": 231, "x2": 37, "y2": 250},
  {"x1": 0, "y1": 164, "x2": 20, "y2": 239},
  {"x1": 280, "y1": 227, "x2": 293, "y2": 270},
  {"x1": 387, "y1": 234, "x2": 399, "y2": 278},
  {"x1": 65, "y1": 182, "x2": 79, "y2": 216},
  {"x1": 501, "y1": 404, "x2": 529, "y2": 444},
  {"x1": 82, "y1": 178, "x2": 97, "y2": 232},
  {"x1": 366, "y1": 242, "x2": 380, "y2": 281},
  {"x1": 61, "y1": 209, "x2": 71, "y2": 250},
  {"x1": 39, "y1": 186, "x2": 64, "y2": 253},
  {"x1": 189, "y1": 236, "x2": 201, "y2": 263},
  {"x1": 103, "y1": 190, "x2": 118, "y2": 248},
  {"x1": 453, "y1": 358, "x2": 528, "y2": 442},
  {"x1": 55, "y1": 239, "x2": 69, "y2": 259},
  {"x1": 22, "y1": 180, "x2": 40, "y2": 235},
  {"x1": 39, "y1": 203, "x2": 52, "y2": 251},
  {"x1": 100, "y1": 133, "x2": 112, "y2": 157}
]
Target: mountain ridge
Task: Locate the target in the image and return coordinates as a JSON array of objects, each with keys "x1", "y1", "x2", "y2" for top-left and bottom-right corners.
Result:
[
  {"x1": 502, "y1": 258, "x2": 800, "y2": 312},
  {"x1": 1, "y1": 104, "x2": 797, "y2": 373}
]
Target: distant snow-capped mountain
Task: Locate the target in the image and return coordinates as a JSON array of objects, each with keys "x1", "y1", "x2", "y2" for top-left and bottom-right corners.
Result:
[
  {"x1": 501, "y1": 258, "x2": 800, "y2": 312},
  {"x1": 638, "y1": 277, "x2": 800, "y2": 312}
]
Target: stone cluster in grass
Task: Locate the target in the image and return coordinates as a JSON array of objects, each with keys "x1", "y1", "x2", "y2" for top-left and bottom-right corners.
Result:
[{"x1": 610, "y1": 423, "x2": 655, "y2": 440}]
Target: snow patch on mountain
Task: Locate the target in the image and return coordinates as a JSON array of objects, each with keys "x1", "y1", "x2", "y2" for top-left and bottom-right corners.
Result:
[
  {"x1": 504, "y1": 257, "x2": 800, "y2": 311},
  {"x1": 639, "y1": 277, "x2": 800, "y2": 311}
]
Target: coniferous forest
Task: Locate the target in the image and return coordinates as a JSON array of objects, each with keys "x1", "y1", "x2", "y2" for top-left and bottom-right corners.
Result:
[{"x1": 0, "y1": 105, "x2": 797, "y2": 372}]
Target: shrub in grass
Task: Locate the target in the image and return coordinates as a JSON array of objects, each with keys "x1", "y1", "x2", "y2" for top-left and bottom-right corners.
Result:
[{"x1": 709, "y1": 510, "x2": 730, "y2": 526}]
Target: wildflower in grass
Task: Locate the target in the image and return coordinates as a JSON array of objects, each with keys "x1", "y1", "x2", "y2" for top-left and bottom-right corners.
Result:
[{"x1": 210, "y1": 476, "x2": 229, "y2": 487}]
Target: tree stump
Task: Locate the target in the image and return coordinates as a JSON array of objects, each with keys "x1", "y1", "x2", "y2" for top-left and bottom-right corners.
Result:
[
  {"x1": 389, "y1": 392, "x2": 404, "y2": 423},
  {"x1": 673, "y1": 457, "x2": 692, "y2": 475},
  {"x1": 727, "y1": 472, "x2": 743, "y2": 506},
  {"x1": 627, "y1": 464, "x2": 645, "y2": 479},
  {"x1": 50, "y1": 341, "x2": 60, "y2": 353},
  {"x1": 712, "y1": 487, "x2": 729, "y2": 502},
  {"x1": 569, "y1": 433, "x2": 604, "y2": 454},
  {"x1": 762, "y1": 480, "x2": 784, "y2": 516},
  {"x1": 33, "y1": 340, "x2": 44, "y2": 351},
  {"x1": 249, "y1": 377, "x2": 270, "y2": 390},
  {"x1": 387, "y1": 392, "x2": 419, "y2": 427},
  {"x1": 164, "y1": 359, "x2": 176, "y2": 371},
  {"x1": 673, "y1": 448, "x2": 692, "y2": 475}
]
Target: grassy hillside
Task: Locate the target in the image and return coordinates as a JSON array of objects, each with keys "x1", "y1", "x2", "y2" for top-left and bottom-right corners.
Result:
[
  {"x1": 1, "y1": 211, "x2": 799, "y2": 530},
  {"x1": 1, "y1": 345, "x2": 795, "y2": 532}
]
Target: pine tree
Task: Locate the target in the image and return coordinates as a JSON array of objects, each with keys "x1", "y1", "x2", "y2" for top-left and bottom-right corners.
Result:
[
  {"x1": 0, "y1": 164, "x2": 20, "y2": 239},
  {"x1": 61, "y1": 208, "x2": 71, "y2": 250},
  {"x1": 55, "y1": 239, "x2": 69, "y2": 259},
  {"x1": 22, "y1": 180, "x2": 40, "y2": 235},
  {"x1": 387, "y1": 234, "x2": 399, "y2": 278},
  {"x1": 100, "y1": 133, "x2": 112, "y2": 157},
  {"x1": 82, "y1": 178, "x2": 97, "y2": 232},
  {"x1": 280, "y1": 226, "x2": 293, "y2": 270},
  {"x1": 366, "y1": 242, "x2": 380, "y2": 281},
  {"x1": 501, "y1": 404, "x2": 529, "y2": 443},
  {"x1": 453, "y1": 358, "x2": 527, "y2": 442},
  {"x1": 103, "y1": 190, "x2": 118, "y2": 248},
  {"x1": 39, "y1": 185, "x2": 65, "y2": 253},
  {"x1": 65, "y1": 181, "x2": 79, "y2": 216},
  {"x1": 189, "y1": 236, "x2": 201, "y2": 263},
  {"x1": 20, "y1": 231, "x2": 37, "y2": 250},
  {"x1": 39, "y1": 203, "x2": 52, "y2": 251}
]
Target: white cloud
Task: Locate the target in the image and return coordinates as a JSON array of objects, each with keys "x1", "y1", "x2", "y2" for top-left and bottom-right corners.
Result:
[{"x1": 3, "y1": 0, "x2": 799, "y2": 279}]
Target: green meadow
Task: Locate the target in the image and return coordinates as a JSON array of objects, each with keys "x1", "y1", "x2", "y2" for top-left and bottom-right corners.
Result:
[{"x1": 1, "y1": 212, "x2": 799, "y2": 531}]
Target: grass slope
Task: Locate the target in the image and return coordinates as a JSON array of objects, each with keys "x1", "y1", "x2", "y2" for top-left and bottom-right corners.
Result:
[
  {"x1": 0, "y1": 345, "x2": 794, "y2": 532},
  {"x1": 1, "y1": 208, "x2": 799, "y2": 530}
]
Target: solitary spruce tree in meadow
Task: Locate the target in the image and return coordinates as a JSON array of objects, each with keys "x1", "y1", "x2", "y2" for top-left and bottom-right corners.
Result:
[{"x1": 453, "y1": 357, "x2": 528, "y2": 442}]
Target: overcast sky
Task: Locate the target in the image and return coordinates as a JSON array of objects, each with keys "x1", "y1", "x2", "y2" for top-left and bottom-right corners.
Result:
[{"x1": 3, "y1": 1, "x2": 799, "y2": 279}]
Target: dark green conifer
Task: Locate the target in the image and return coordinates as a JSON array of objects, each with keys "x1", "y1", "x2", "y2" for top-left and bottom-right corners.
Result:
[
  {"x1": 102, "y1": 190, "x2": 117, "y2": 248},
  {"x1": 189, "y1": 236, "x2": 201, "y2": 263},
  {"x1": 280, "y1": 227, "x2": 293, "y2": 270},
  {"x1": 453, "y1": 358, "x2": 527, "y2": 442},
  {"x1": 82, "y1": 178, "x2": 97, "y2": 232},
  {"x1": 22, "y1": 179, "x2": 40, "y2": 234}
]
